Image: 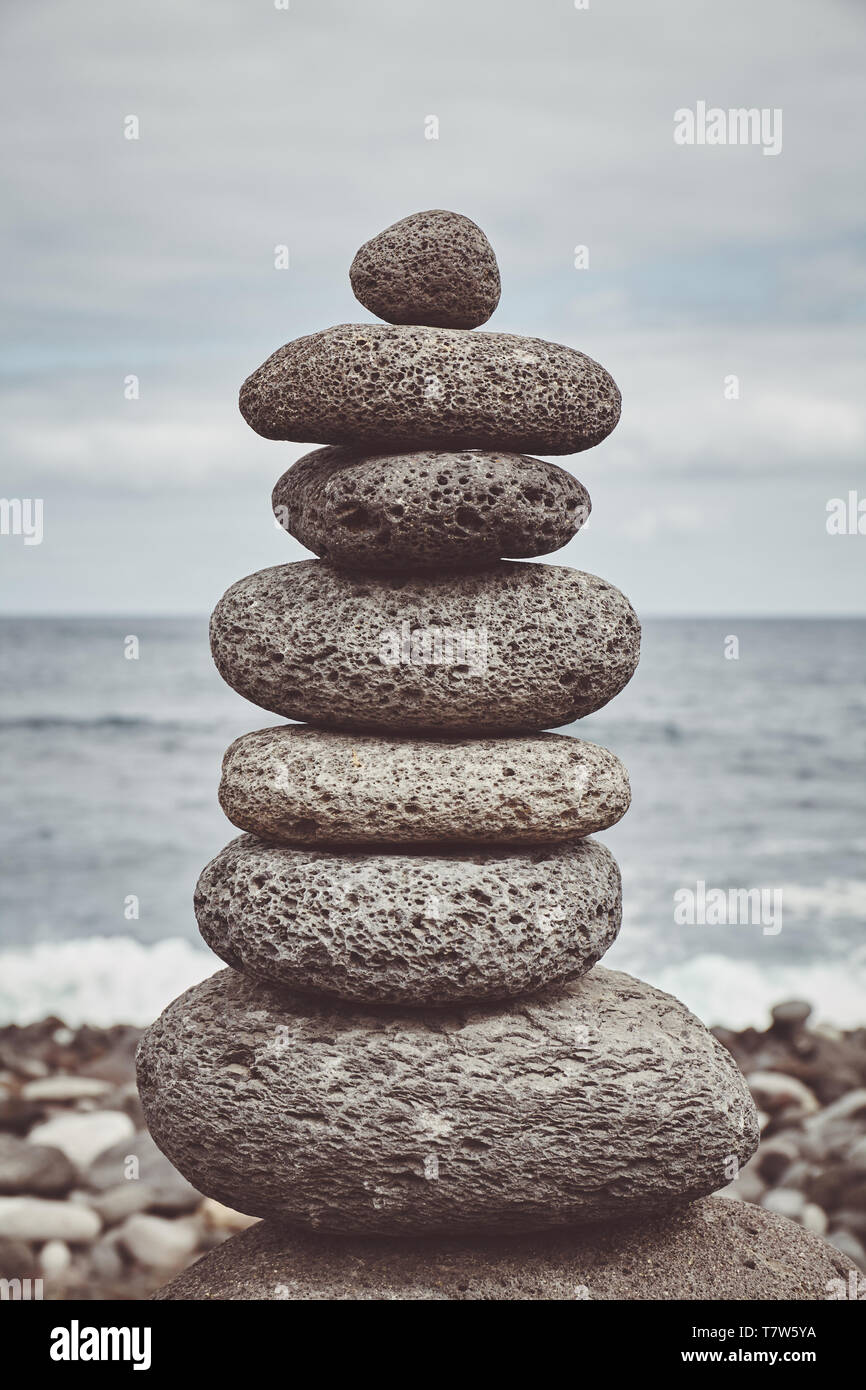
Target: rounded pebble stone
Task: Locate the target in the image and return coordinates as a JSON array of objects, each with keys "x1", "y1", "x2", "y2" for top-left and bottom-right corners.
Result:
[
  {"x1": 238, "y1": 323, "x2": 621, "y2": 455},
  {"x1": 218, "y1": 726, "x2": 630, "y2": 847},
  {"x1": 209, "y1": 560, "x2": 640, "y2": 734},
  {"x1": 136, "y1": 966, "x2": 759, "y2": 1235},
  {"x1": 349, "y1": 209, "x2": 501, "y2": 329},
  {"x1": 194, "y1": 834, "x2": 622, "y2": 1006},
  {"x1": 272, "y1": 446, "x2": 590, "y2": 570},
  {"x1": 153, "y1": 1198, "x2": 858, "y2": 1301}
]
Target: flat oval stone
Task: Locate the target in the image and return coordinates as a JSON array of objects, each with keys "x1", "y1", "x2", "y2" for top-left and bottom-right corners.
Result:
[
  {"x1": 136, "y1": 967, "x2": 759, "y2": 1234},
  {"x1": 239, "y1": 324, "x2": 620, "y2": 455},
  {"x1": 218, "y1": 726, "x2": 630, "y2": 846},
  {"x1": 272, "y1": 447, "x2": 590, "y2": 569},
  {"x1": 349, "y1": 209, "x2": 501, "y2": 329},
  {"x1": 153, "y1": 1199, "x2": 857, "y2": 1301},
  {"x1": 194, "y1": 835, "x2": 622, "y2": 1006},
  {"x1": 209, "y1": 560, "x2": 640, "y2": 734}
]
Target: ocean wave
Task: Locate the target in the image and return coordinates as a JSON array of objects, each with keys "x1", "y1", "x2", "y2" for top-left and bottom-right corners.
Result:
[
  {"x1": 0, "y1": 936, "x2": 863, "y2": 1032},
  {"x1": 0, "y1": 937, "x2": 219, "y2": 1026},
  {"x1": 780, "y1": 878, "x2": 866, "y2": 920},
  {"x1": 0, "y1": 715, "x2": 210, "y2": 733},
  {"x1": 644, "y1": 952, "x2": 866, "y2": 1030}
]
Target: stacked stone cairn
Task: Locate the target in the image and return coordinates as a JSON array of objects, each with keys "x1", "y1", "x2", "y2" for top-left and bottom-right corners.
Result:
[{"x1": 138, "y1": 210, "x2": 782, "y2": 1299}]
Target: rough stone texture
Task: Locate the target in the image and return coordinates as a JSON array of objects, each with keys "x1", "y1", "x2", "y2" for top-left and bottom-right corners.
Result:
[
  {"x1": 238, "y1": 324, "x2": 621, "y2": 455},
  {"x1": 272, "y1": 447, "x2": 590, "y2": 570},
  {"x1": 349, "y1": 210, "x2": 501, "y2": 329},
  {"x1": 194, "y1": 835, "x2": 622, "y2": 1006},
  {"x1": 209, "y1": 561, "x2": 640, "y2": 734},
  {"x1": 219, "y1": 726, "x2": 630, "y2": 847},
  {"x1": 152, "y1": 1198, "x2": 857, "y2": 1301},
  {"x1": 136, "y1": 967, "x2": 759, "y2": 1235}
]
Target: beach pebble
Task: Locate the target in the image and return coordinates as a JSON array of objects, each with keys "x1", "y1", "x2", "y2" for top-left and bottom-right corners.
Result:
[
  {"x1": 748, "y1": 1071, "x2": 819, "y2": 1117},
  {"x1": 0, "y1": 1050, "x2": 48, "y2": 1081},
  {"x1": 88, "y1": 1237, "x2": 124, "y2": 1282},
  {"x1": 88, "y1": 1129, "x2": 201, "y2": 1214},
  {"x1": 153, "y1": 1198, "x2": 857, "y2": 1302},
  {"x1": 761, "y1": 1188, "x2": 805, "y2": 1221},
  {"x1": 21, "y1": 1075, "x2": 112, "y2": 1103},
  {"x1": 0, "y1": 1196, "x2": 101, "y2": 1243},
  {"x1": 721, "y1": 1156, "x2": 766, "y2": 1205},
  {"x1": 239, "y1": 324, "x2": 621, "y2": 456},
  {"x1": 137, "y1": 967, "x2": 758, "y2": 1234},
  {"x1": 808, "y1": 1161, "x2": 866, "y2": 1211},
  {"x1": 778, "y1": 1158, "x2": 814, "y2": 1191},
  {"x1": 219, "y1": 726, "x2": 630, "y2": 848},
  {"x1": 350, "y1": 209, "x2": 501, "y2": 328},
  {"x1": 826, "y1": 1227, "x2": 866, "y2": 1271},
  {"x1": 273, "y1": 447, "x2": 590, "y2": 570},
  {"x1": 210, "y1": 561, "x2": 640, "y2": 735},
  {"x1": 809, "y1": 1089, "x2": 866, "y2": 1131},
  {"x1": 27, "y1": 1111, "x2": 134, "y2": 1173},
  {"x1": 200, "y1": 1199, "x2": 259, "y2": 1233},
  {"x1": 831, "y1": 1208, "x2": 866, "y2": 1241},
  {"x1": 771, "y1": 1000, "x2": 812, "y2": 1030},
  {"x1": 195, "y1": 835, "x2": 621, "y2": 1005},
  {"x1": 0, "y1": 1134, "x2": 77, "y2": 1196},
  {"x1": 0, "y1": 1236, "x2": 37, "y2": 1278},
  {"x1": 39, "y1": 1238, "x2": 72, "y2": 1279},
  {"x1": 753, "y1": 1134, "x2": 801, "y2": 1184},
  {"x1": 88, "y1": 1182, "x2": 155, "y2": 1226},
  {"x1": 801, "y1": 1203, "x2": 829, "y2": 1236},
  {"x1": 0, "y1": 1097, "x2": 46, "y2": 1135},
  {"x1": 118, "y1": 1213, "x2": 200, "y2": 1269}
]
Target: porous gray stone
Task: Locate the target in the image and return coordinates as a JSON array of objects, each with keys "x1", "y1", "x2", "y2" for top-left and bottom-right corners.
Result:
[
  {"x1": 152, "y1": 1198, "x2": 857, "y2": 1301},
  {"x1": 136, "y1": 967, "x2": 759, "y2": 1235},
  {"x1": 272, "y1": 447, "x2": 590, "y2": 570},
  {"x1": 218, "y1": 726, "x2": 630, "y2": 847},
  {"x1": 238, "y1": 324, "x2": 620, "y2": 455},
  {"x1": 349, "y1": 209, "x2": 501, "y2": 329},
  {"x1": 209, "y1": 560, "x2": 640, "y2": 734},
  {"x1": 194, "y1": 834, "x2": 622, "y2": 1006}
]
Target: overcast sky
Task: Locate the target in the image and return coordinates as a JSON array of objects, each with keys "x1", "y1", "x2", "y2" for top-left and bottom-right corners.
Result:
[{"x1": 1, "y1": 0, "x2": 864, "y2": 615}]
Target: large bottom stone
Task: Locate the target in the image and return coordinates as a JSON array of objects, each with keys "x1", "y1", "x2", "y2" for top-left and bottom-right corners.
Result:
[
  {"x1": 194, "y1": 834, "x2": 622, "y2": 1005},
  {"x1": 136, "y1": 967, "x2": 759, "y2": 1234},
  {"x1": 152, "y1": 1198, "x2": 857, "y2": 1300}
]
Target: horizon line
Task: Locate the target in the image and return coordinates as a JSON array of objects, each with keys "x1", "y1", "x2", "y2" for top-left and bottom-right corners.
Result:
[{"x1": 2, "y1": 611, "x2": 865, "y2": 623}]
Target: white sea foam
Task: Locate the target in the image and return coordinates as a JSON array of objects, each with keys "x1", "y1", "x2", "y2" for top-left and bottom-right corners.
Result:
[
  {"x1": 779, "y1": 878, "x2": 866, "y2": 920},
  {"x1": 641, "y1": 952, "x2": 866, "y2": 1030},
  {"x1": 0, "y1": 937, "x2": 219, "y2": 1027},
  {"x1": 0, "y1": 936, "x2": 863, "y2": 1032}
]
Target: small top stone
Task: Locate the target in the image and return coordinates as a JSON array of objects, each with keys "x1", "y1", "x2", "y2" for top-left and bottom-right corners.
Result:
[{"x1": 350, "y1": 209, "x2": 501, "y2": 329}]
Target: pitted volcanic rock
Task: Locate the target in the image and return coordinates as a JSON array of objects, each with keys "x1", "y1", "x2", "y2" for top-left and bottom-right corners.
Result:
[
  {"x1": 153, "y1": 1199, "x2": 857, "y2": 1301},
  {"x1": 209, "y1": 560, "x2": 640, "y2": 734},
  {"x1": 136, "y1": 966, "x2": 759, "y2": 1234},
  {"x1": 218, "y1": 726, "x2": 630, "y2": 846},
  {"x1": 238, "y1": 324, "x2": 621, "y2": 455},
  {"x1": 194, "y1": 834, "x2": 622, "y2": 1005},
  {"x1": 272, "y1": 447, "x2": 590, "y2": 569},
  {"x1": 349, "y1": 209, "x2": 501, "y2": 328}
]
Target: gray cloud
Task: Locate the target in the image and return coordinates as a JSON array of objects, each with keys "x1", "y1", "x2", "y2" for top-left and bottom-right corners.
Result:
[{"x1": 1, "y1": 0, "x2": 864, "y2": 613}]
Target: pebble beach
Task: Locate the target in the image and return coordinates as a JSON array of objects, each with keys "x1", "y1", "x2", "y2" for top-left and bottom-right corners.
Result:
[{"x1": 1, "y1": 998, "x2": 863, "y2": 1299}]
